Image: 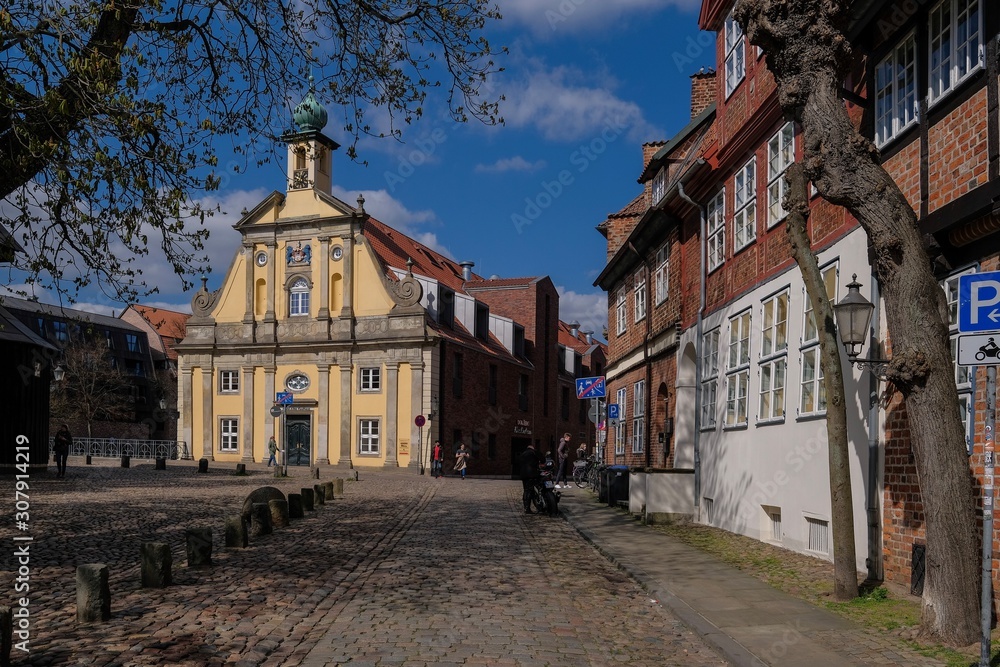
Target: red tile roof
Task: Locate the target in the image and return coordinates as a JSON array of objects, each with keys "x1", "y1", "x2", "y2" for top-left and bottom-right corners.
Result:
[
  {"x1": 130, "y1": 305, "x2": 190, "y2": 360},
  {"x1": 608, "y1": 193, "x2": 648, "y2": 219},
  {"x1": 558, "y1": 320, "x2": 607, "y2": 355},
  {"x1": 363, "y1": 217, "x2": 478, "y2": 293}
]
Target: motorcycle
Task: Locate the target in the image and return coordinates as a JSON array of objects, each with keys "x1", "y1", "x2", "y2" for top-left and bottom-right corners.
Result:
[{"x1": 530, "y1": 457, "x2": 560, "y2": 516}]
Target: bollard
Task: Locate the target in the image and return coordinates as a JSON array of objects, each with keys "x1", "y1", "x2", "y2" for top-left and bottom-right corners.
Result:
[
  {"x1": 240, "y1": 487, "x2": 286, "y2": 525},
  {"x1": 198, "y1": 458, "x2": 209, "y2": 473},
  {"x1": 355, "y1": 470, "x2": 359, "y2": 481},
  {"x1": 140, "y1": 542, "x2": 172, "y2": 588},
  {"x1": 313, "y1": 484, "x2": 326, "y2": 506},
  {"x1": 334, "y1": 478, "x2": 344, "y2": 497},
  {"x1": 85, "y1": 454, "x2": 92, "y2": 465},
  {"x1": 324, "y1": 481, "x2": 335, "y2": 501},
  {"x1": 76, "y1": 564, "x2": 111, "y2": 623},
  {"x1": 185, "y1": 528, "x2": 213, "y2": 567},
  {"x1": 300, "y1": 487, "x2": 315, "y2": 511},
  {"x1": 121, "y1": 455, "x2": 130, "y2": 468},
  {"x1": 268, "y1": 499, "x2": 289, "y2": 528},
  {"x1": 235, "y1": 463, "x2": 246, "y2": 475},
  {"x1": 287, "y1": 493, "x2": 304, "y2": 519},
  {"x1": 311, "y1": 467, "x2": 320, "y2": 479},
  {"x1": 0, "y1": 605, "x2": 11, "y2": 667},
  {"x1": 154, "y1": 457, "x2": 166, "y2": 470},
  {"x1": 224, "y1": 515, "x2": 248, "y2": 548},
  {"x1": 249, "y1": 502, "x2": 272, "y2": 537}
]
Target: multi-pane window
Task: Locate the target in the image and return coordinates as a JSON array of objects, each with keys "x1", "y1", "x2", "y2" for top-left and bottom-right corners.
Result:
[
  {"x1": 701, "y1": 329, "x2": 720, "y2": 428},
  {"x1": 360, "y1": 367, "x2": 381, "y2": 392},
  {"x1": 652, "y1": 168, "x2": 667, "y2": 205},
  {"x1": 875, "y1": 33, "x2": 917, "y2": 146},
  {"x1": 616, "y1": 288, "x2": 627, "y2": 335},
  {"x1": 220, "y1": 370, "x2": 239, "y2": 393},
  {"x1": 767, "y1": 123, "x2": 795, "y2": 227},
  {"x1": 289, "y1": 277, "x2": 310, "y2": 316},
  {"x1": 707, "y1": 189, "x2": 726, "y2": 271},
  {"x1": 54, "y1": 321, "x2": 69, "y2": 342},
  {"x1": 615, "y1": 387, "x2": 627, "y2": 455},
  {"x1": 929, "y1": 0, "x2": 983, "y2": 105},
  {"x1": 634, "y1": 271, "x2": 646, "y2": 322},
  {"x1": 801, "y1": 264, "x2": 837, "y2": 415},
  {"x1": 759, "y1": 291, "x2": 788, "y2": 422},
  {"x1": 944, "y1": 269, "x2": 975, "y2": 453},
  {"x1": 724, "y1": 13, "x2": 746, "y2": 97},
  {"x1": 220, "y1": 418, "x2": 238, "y2": 452},
  {"x1": 726, "y1": 311, "x2": 751, "y2": 427},
  {"x1": 125, "y1": 332, "x2": 140, "y2": 352},
  {"x1": 359, "y1": 419, "x2": 380, "y2": 454},
  {"x1": 654, "y1": 244, "x2": 669, "y2": 305},
  {"x1": 632, "y1": 380, "x2": 646, "y2": 454},
  {"x1": 734, "y1": 157, "x2": 756, "y2": 251}
]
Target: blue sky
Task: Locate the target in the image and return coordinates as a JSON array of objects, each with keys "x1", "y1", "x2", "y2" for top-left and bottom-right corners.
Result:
[{"x1": 8, "y1": 0, "x2": 713, "y2": 339}]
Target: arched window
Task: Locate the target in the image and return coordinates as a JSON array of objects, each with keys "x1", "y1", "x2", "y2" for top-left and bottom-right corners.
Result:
[{"x1": 289, "y1": 277, "x2": 310, "y2": 316}]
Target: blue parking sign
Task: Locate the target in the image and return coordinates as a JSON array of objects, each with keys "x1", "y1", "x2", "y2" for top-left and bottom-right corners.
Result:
[
  {"x1": 607, "y1": 403, "x2": 620, "y2": 420},
  {"x1": 959, "y1": 271, "x2": 1000, "y2": 333}
]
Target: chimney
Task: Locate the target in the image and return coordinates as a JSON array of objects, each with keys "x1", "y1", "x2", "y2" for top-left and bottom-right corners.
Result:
[
  {"x1": 582, "y1": 330, "x2": 593, "y2": 345},
  {"x1": 459, "y1": 260, "x2": 475, "y2": 281},
  {"x1": 569, "y1": 321, "x2": 580, "y2": 338},
  {"x1": 690, "y1": 68, "x2": 716, "y2": 119}
]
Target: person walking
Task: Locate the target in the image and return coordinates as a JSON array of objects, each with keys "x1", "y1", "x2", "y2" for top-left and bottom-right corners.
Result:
[
  {"x1": 431, "y1": 440, "x2": 444, "y2": 478},
  {"x1": 53, "y1": 424, "x2": 72, "y2": 478},
  {"x1": 554, "y1": 432, "x2": 570, "y2": 488},
  {"x1": 454, "y1": 442, "x2": 470, "y2": 480},
  {"x1": 519, "y1": 442, "x2": 541, "y2": 514},
  {"x1": 266, "y1": 435, "x2": 278, "y2": 467}
]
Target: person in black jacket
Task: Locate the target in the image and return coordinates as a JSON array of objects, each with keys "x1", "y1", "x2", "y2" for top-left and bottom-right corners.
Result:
[{"x1": 519, "y1": 443, "x2": 541, "y2": 514}]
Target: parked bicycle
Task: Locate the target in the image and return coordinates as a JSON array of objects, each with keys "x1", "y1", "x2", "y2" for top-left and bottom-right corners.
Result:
[{"x1": 572, "y1": 456, "x2": 604, "y2": 489}]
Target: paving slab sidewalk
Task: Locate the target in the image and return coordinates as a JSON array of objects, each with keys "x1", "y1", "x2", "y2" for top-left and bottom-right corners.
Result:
[{"x1": 558, "y1": 490, "x2": 946, "y2": 667}]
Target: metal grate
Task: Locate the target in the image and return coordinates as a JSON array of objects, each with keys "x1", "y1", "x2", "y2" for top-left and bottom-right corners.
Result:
[
  {"x1": 770, "y1": 511, "x2": 782, "y2": 540},
  {"x1": 807, "y1": 517, "x2": 829, "y2": 554}
]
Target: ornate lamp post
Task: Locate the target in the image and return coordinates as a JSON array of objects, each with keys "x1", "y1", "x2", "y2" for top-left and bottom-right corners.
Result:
[{"x1": 833, "y1": 274, "x2": 889, "y2": 378}]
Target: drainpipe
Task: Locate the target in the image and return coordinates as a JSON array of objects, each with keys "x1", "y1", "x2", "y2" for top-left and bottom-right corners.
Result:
[
  {"x1": 866, "y1": 273, "x2": 883, "y2": 582},
  {"x1": 677, "y1": 179, "x2": 705, "y2": 516},
  {"x1": 628, "y1": 242, "x2": 653, "y2": 471}
]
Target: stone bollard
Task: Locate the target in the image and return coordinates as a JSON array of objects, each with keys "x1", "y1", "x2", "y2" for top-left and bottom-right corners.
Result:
[
  {"x1": 155, "y1": 457, "x2": 166, "y2": 470},
  {"x1": 334, "y1": 478, "x2": 344, "y2": 497},
  {"x1": 76, "y1": 564, "x2": 111, "y2": 623},
  {"x1": 140, "y1": 542, "x2": 172, "y2": 588},
  {"x1": 300, "y1": 487, "x2": 315, "y2": 511},
  {"x1": 355, "y1": 470, "x2": 359, "y2": 481},
  {"x1": 249, "y1": 502, "x2": 272, "y2": 537},
  {"x1": 198, "y1": 458, "x2": 209, "y2": 473},
  {"x1": 121, "y1": 455, "x2": 130, "y2": 468},
  {"x1": 268, "y1": 499, "x2": 289, "y2": 528},
  {"x1": 287, "y1": 493, "x2": 304, "y2": 519},
  {"x1": 235, "y1": 463, "x2": 246, "y2": 475},
  {"x1": 313, "y1": 484, "x2": 326, "y2": 506},
  {"x1": 185, "y1": 528, "x2": 213, "y2": 567},
  {"x1": 0, "y1": 605, "x2": 11, "y2": 667},
  {"x1": 311, "y1": 467, "x2": 320, "y2": 479},
  {"x1": 85, "y1": 454, "x2": 92, "y2": 465},
  {"x1": 224, "y1": 515, "x2": 248, "y2": 548},
  {"x1": 324, "y1": 481, "x2": 335, "y2": 501}
]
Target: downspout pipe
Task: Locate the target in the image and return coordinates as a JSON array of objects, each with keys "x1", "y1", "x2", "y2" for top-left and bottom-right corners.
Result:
[
  {"x1": 866, "y1": 273, "x2": 883, "y2": 582},
  {"x1": 677, "y1": 179, "x2": 705, "y2": 515},
  {"x1": 628, "y1": 241, "x2": 653, "y2": 470}
]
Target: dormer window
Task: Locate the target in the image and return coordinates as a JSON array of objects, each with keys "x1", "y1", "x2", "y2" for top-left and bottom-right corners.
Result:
[{"x1": 652, "y1": 167, "x2": 667, "y2": 205}]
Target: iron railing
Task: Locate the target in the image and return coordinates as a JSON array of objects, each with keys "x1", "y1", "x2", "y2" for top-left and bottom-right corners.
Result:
[{"x1": 49, "y1": 438, "x2": 189, "y2": 460}]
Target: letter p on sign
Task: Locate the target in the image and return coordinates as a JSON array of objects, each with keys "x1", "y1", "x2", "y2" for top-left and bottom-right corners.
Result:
[{"x1": 958, "y1": 272, "x2": 1000, "y2": 333}]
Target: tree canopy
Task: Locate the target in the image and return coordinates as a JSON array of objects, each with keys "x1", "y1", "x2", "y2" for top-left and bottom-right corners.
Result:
[{"x1": 0, "y1": 0, "x2": 504, "y2": 302}]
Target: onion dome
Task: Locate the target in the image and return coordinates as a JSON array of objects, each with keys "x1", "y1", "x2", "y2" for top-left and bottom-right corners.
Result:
[{"x1": 292, "y1": 77, "x2": 328, "y2": 132}]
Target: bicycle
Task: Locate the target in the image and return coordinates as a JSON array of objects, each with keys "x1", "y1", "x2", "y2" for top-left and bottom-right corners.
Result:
[{"x1": 572, "y1": 457, "x2": 602, "y2": 489}]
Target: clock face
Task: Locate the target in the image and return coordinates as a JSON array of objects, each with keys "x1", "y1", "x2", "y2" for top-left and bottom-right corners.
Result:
[
  {"x1": 255, "y1": 251, "x2": 268, "y2": 267},
  {"x1": 331, "y1": 245, "x2": 343, "y2": 260},
  {"x1": 286, "y1": 374, "x2": 310, "y2": 391}
]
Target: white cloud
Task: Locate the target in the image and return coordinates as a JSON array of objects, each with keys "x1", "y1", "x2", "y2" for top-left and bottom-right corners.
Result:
[
  {"x1": 500, "y1": 65, "x2": 663, "y2": 143},
  {"x1": 330, "y1": 186, "x2": 454, "y2": 260},
  {"x1": 475, "y1": 156, "x2": 547, "y2": 173},
  {"x1": 496, "y1": 0, "x2": 696, "y2": 35},
  {"x1": 557, "y1": 287, "x2": 608, "y2": 341}
]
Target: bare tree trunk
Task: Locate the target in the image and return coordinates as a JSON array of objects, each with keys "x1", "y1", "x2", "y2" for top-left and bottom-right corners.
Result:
[
  {"x1": 735, "y1": 0, "x2": 979, "y2": 645},
  {"x1": 786, "y1": 163, "x2": 858, "y2": 601}
]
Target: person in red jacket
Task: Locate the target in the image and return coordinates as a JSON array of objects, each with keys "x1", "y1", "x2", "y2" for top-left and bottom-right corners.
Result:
[{"x1": 431, "y1": 440, "x2": 444, "y2": 478}]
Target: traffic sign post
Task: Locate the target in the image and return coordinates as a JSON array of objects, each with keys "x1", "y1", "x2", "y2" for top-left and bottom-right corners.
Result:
[
  {"x1": 414, "y1": 415, "x2": 426, "y2": 475},
  {"x1": 274, "y1": 393, "x2": 293, "y2": 476}
]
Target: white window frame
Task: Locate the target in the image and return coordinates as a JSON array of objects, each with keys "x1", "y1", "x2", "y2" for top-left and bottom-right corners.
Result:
[
  {"x1": 701, "y1": 329, "x2": 720, "y2": 428},
  {"x1": 220, "y1": 418, "x2": 239, "y2": 452},
  {"x1": 733, "y1": 157, "x2": 756, "y2": 251},
  {"x1": 220, "y1": 370, "x2": 239, "y2": 394},
  {"x1": 875, "y1": 32, "x2": 917, "y2": 146},
  {"x1": 943, "y1": 269, "x2": 975, "y2": 453},
  {"x1": 359, "y1": 418, "x2": 381, "y2": 455},
  {"x1": 289, "y1": 277, "x2": 311, "y2": 316},
  {"x1": 616, "y1": 288, "x2": 627, "y2": 335},
  {"x1": 800, "y1": 263, "x2": 838, "y2": 416},
  {"x1": 654, "y1": 244, "x2": 669, "y2": 306},
  {"x1": 726, "y1": 311, "x2": 751, "y2": 427},
  {"x1": 634, "y1": 271, "x2": 646, "y2": 323},
  {"x1": 360, "y1": 367, "x2": 381, "y2": 392},
  {"x1": 632, "y1": 380, "x2": 646, "y2": 454},
  {"x1": 767, "y1": 123, "x2": 795, "y2": 228},
  {"x1": 652, "y1": 167, "x2": 667, "y2": 205},
  {"x1": 724, "y1": 13, "x2": 746, "y2": 98},
  {"x1": 928, "y1": 0, "x2": 983, "y2": 106},
  {"x1": 759, "y1": 290, "x2": 788, "y2": 423},
  {"x1": 761, "y1": 290, "x2": 789, "y2": 359},
  {"x1": 707, "y1": 189, "x2": 726, "y2": 272},
  {"x1": 615, "y1": 387, "x2": 627, "y2": 455}
]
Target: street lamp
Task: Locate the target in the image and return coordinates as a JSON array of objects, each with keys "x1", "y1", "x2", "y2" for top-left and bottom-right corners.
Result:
[
  {"x1": 833, "y1": 274, "x2": 889, "y2": 379},
  {"x1": 52, "y1": 365, "x2": 65, "y2": 382}
]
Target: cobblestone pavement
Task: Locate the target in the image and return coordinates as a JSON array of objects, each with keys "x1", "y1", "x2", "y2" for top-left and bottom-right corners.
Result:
[{"x1": 0, "y1": 460, "x2": 726, "y2": 666}]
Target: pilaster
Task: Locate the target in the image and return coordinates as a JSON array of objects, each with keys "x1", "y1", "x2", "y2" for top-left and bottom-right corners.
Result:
[
  {"x1": 384, "y1": 362, "x2": 399, "y2": 467},
  {"x1": 338, "y1": 363, "x2": 354, "y2": 466},
  {"x1": 316, "y1": 365, "x2": 331, "y2": 464},
  {"x1": 201, "y1": 366, "x2": 214, "y2": 461},
  {"x1": 241, "y1": 366, "x2": 255, "y2": 462}
]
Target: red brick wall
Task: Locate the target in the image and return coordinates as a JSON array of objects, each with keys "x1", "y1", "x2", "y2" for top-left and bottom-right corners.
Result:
[
  {"x1": 926, "y1": 89, "x2": 989, "y2": 214},
  {"x1": 691, "y1": 70, "x2": 716, "y2": 119}
]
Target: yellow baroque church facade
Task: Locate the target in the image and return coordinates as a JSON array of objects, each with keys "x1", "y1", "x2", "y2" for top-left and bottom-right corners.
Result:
[{"x1": 176, "y1": 91, "x2": 432, "y2": 468}]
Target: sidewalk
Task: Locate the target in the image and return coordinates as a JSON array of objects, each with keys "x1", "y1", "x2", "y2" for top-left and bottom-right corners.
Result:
[{"x1": 558, "y1": 490, "x2": 946, "y2": 667}]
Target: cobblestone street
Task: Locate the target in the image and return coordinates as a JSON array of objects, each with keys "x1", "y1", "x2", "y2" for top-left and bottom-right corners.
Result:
[{"x1": 0, "y1": 460, "x2": 725, "y2": 666}]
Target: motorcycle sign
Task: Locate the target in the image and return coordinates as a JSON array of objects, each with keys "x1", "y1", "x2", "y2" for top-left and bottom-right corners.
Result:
[{"x1": 957, "y1": 333, "x2": 1000, "y2": 366}]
